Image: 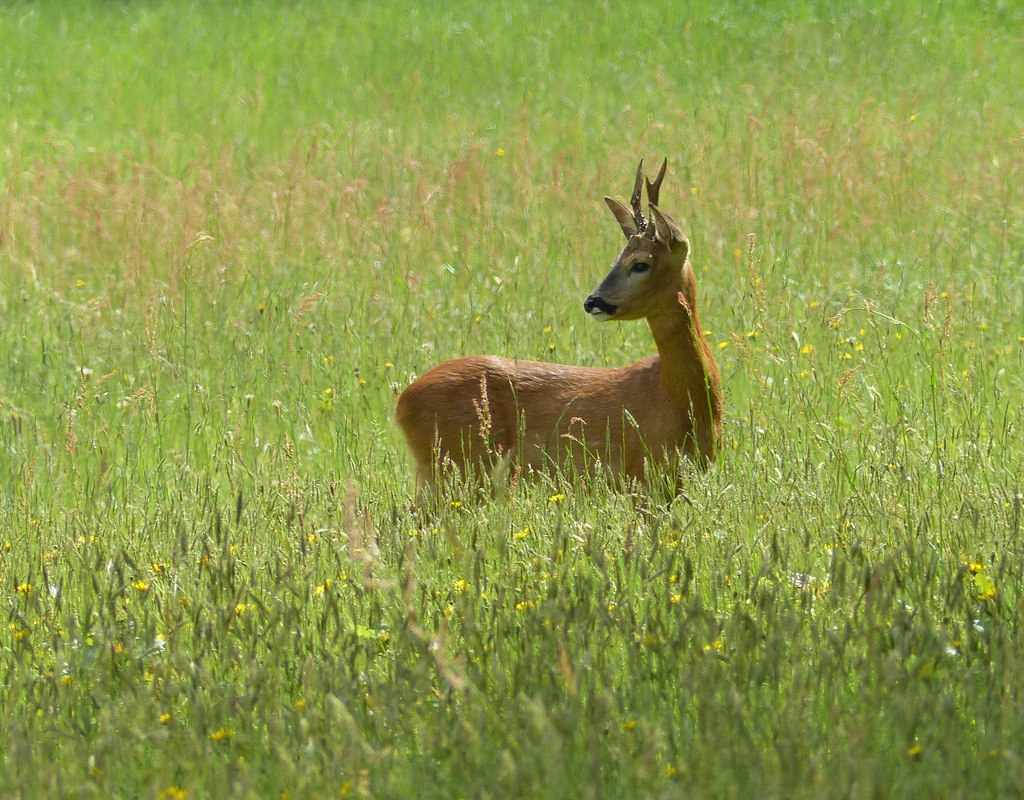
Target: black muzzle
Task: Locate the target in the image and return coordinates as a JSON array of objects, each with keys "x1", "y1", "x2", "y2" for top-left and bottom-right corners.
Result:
[{"x1": 584, "y1": 294, "x2": 617, "y2": 316}]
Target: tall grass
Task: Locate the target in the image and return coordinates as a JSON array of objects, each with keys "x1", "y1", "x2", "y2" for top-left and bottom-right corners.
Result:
[{"x1": 1, "y1": 1, "x2": 1023, "y2": 797}]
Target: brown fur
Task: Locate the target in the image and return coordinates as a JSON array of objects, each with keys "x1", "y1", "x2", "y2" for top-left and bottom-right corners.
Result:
[{"x1": 395, "y1": 161, "x2": 723, "y2": 494}]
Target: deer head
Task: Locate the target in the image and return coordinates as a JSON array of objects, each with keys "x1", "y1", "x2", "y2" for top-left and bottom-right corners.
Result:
[{"x1": 584, "y1": 158, "x2": 693, "y2": 322}]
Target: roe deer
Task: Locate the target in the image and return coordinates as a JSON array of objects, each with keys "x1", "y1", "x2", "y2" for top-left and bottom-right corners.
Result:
[{"x1": 395, "y1": 159, "x2": 723, "y2": 494}]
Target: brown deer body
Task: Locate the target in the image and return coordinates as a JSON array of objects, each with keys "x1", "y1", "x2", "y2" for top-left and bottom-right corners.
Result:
[{"x1": 395, "y1": 159, "x2": 722, "y2": 492}]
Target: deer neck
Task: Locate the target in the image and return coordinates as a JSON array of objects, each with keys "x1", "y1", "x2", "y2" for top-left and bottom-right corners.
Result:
[{"x1": 646, "y1": 302, "x2": 722, "y2": 433}]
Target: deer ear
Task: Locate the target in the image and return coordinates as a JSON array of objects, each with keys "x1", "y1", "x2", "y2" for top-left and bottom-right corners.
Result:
[
  {"x1": 649, "y1": 204, "x2": 688, "y2": 255},
  {"x1": 605, "y1": 196, "x2": 639, "y2": 239}
]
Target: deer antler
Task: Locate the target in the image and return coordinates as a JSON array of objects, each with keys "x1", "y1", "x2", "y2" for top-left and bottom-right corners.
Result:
[
  {"x1": 633, "y1": 157, "x2": 669, "y2": 240},
  {"x1": 645, "y1": 157, "x2": 668, "y2": 209},
  {"x1": 612, "y1": 158, "x2": 670, "y2": 240},
  {"x1": 629, "y1": 159, "x2": 646, "y2": 234}
]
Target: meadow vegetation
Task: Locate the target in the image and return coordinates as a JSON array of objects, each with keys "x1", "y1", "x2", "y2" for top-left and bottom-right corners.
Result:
[{"x1": 1, "y1": 1, "x2": 1023, "y2": 797}]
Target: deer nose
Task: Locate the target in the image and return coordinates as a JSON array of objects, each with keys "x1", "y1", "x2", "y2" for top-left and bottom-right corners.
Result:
[{"x1": 584, "y1": 294, "x2": 617, "y2": 316}]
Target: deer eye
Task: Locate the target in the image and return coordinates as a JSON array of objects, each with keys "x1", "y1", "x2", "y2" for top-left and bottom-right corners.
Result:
[{"x1": 631, "y1": 262, "x2": 650, "y2": 274}]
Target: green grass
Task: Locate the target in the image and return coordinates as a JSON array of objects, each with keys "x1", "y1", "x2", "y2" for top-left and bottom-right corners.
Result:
[{"x1": 2, "y1": 1, "x2": 1023, "y2": 797}]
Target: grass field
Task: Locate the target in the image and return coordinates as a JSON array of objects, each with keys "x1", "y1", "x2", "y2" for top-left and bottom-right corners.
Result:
[{"x1": 2, "y1": 1, "x2": 1023, "y2": 797}]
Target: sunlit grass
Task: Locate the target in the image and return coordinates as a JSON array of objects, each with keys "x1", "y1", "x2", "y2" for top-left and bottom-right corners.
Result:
[{"x1": 2, "y1": 0, "x2": 1024, "y2": 797}]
